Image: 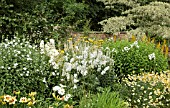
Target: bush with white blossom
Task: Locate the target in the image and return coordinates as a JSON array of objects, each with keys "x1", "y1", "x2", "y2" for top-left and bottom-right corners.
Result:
[{"x1": 0, "y1": 37, "x2": 55, "y2": 98}]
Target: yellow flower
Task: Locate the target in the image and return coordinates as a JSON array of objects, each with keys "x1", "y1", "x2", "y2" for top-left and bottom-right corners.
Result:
[
  {"x1": 88, "y1": 39, "x2": 94, "y2": 43},
  {"x1": 0, "y1": 95, "x2": 4, "y2": 99},
  {"x1": 113, "y1": 35, "x2": 117, "y2": 42},
  {"x1": 64, "y1": 104, "x2": 73, "y2": 108},
  {"x1": 2, "y1": 101, "x2": 6, "y2": 105},
  {"x1": 19, "y1": 97, "x2": 28, "y2": 103},
  {"x1": 60, "y1": 50, "x2": 65, "y2": 54},
  {"x1": 4, "y1": 95, "x2": 12, "y2": 102},
  {"x1": 156, "y1": 42, "x2": 161, "y2": 49},
  {"x1": 13, "y1": 91, "x2": 20, "y2": 95},
  {"x1": 131, "y1": 35, "x2": 136, "y2": 42},
  {"x1": 8, "y1": 96, "x2": 17, "y2": 105},
  {"x1": 52, "y1": 93, "x2": 56, "y2": 99},
  {"x1": 29, "y1": 92, "x2": 37, "y2": 97},
  {"x1": 27, "y1": 100, "x2": 35, "y2": 106},
  {"x1": 98, "y1": 40, "x2": 103, "y2": 43}
]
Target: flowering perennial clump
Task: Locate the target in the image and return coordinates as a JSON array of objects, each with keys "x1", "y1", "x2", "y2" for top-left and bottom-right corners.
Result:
[
  {"x1": 0, "y1": 92, "x2": 36, "y2": 107},
  {"x1": 123, "y1": 71, "x2": 170, "y2": 107},
  {"x1": 40, "y1": 37, "x2": 115, "y2": 100}
]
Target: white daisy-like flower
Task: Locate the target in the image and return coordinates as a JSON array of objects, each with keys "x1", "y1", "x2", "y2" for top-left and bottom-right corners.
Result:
[
  {"x1": 64, "y1": 94, "x2": 71, "y2": 101},
  {"x1": 124, "y1": 47, "x2": 130, "y2": 52},
  {"x1": 58, "y1": 87, "x2": 65, "y2": 95},
  {"x1": 148, "y1": 53, "x2": 156, "y2": 60},
  {"x1": 13, "y1": 63, "x2": 18, "y2": 68},
  {"x1": 53, "y1": 86, "x2": 60, "y2": 92}
]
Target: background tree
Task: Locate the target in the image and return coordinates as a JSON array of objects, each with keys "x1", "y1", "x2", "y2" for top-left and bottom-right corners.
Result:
[{"x1": 98, "y1": 0, "x2": 170, "y2": 38}]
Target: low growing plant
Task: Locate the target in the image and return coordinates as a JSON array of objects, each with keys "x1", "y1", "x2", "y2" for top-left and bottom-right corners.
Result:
[{"x1": 78, "y1": 88, "x2": 128, "y2": 108}]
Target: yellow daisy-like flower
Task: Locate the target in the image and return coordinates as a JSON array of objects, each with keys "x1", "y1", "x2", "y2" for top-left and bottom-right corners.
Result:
[
  {"x1": 29, "y1": 92, "x2": 37, "y2": 97},
  {"x1": 4, "y1": 95, "x2": 12, "y2": 102},
  {"x1": 19, "y1": 97, "x2": 28, "y2": 103}
]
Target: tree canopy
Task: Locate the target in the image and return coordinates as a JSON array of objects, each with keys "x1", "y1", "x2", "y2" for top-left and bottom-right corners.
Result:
[{"x1": 98, "y1": 0, "x2": 170, "y2": 38}]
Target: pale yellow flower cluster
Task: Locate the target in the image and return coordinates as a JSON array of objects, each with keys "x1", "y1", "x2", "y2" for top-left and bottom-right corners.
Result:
[
  {"x1": 127, "y1": 71, "x2": 170, "y2": 93},
  {"x1": 124, "y1": 71, "x2": 170, "y2": 107},
  {"x1": 0, "y1": 92, "x2": 36, "y2": 107}
]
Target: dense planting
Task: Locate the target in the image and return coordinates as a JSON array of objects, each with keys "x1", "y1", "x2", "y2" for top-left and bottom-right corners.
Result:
[
  {"x1": 0, "y1": 36, "x2": 169, "y2": 108},
  {"x1": 1, "y1": 0, "x2": 170, "y2": 107}
]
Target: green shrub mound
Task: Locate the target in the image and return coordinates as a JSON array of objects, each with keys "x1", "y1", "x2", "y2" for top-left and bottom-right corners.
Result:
[
  {"x1": 79, "y1": 88, "x2": 128, "y2": 108},
  {"x1": 0, "y1": 38, "x2": 55, "y2": 98},
  {"x1": 102, "y1": 40, "x2": 168, "y2": 81}
]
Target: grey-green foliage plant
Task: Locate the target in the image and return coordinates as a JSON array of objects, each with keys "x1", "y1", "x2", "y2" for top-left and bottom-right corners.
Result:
[
  {"x1": 0, "y1": 38, "x2": 56, "y2": 98},
  {"x1": 102, "y1": 40, "x2": 168, "y2": 81},
  {"x1": 78, "y1": 88, "x2": 128, "y2": 108},
  {"x1": 98, "y1": 0, "x2": 170, "y2": 38}
]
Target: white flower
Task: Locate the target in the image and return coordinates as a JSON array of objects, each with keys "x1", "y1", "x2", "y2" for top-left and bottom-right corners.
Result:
[
  {"x1": 23, "y1": 67, "x2": 27, "y2": 70},
  {"x1": 43, "y1": 77, "x2": 46, "y2": 83},
  {"x1": 13, "y1": 63, "x2": 18, "y2": 68},
  {"x1": 104, "y1": 66, "x2": 110, "y2": 71},
  {"x1": 65, "y1": 62, "x2": 72, "y2": 72},
  {"x1": 90, "y1": 51, "x2": 97, "y2": 59},
  {"x1": 52, "y1": 72, "x2": 56, "y2": 76},
  {"x1": 58, "y1": 88, "x2": 65, "y2": 95},
  {"x1": 73, "y1": 78, "x2": 79, "y2": 83},
  {"x1": 101, "y1": 70, "x2": 106, "y2": 75},
  {"x1": 73, "y1": 84, "x2": 77, "y2": 89},
  {"x1": 64, "y1": 94, "x2": 71, "y2": 101},
  {"x1": 26, "y1": 73, "x2": 29, "y2": 76},
  {"x1": 131, "y1": 41, "x2": 139, "y2": 48},
  {"x1": 53, "y1": 86, "x2": 60, "y2": 92},
  {"x1": 70, "y1": 58, "x2": 75, "y2": 63},
  {"x1": 123, "y1": 47, "x2": 130, "y2": 52},
  {"x1": 40, "y1": 40, "x2": 44, "y2": 49},
  {"x1": 81, "y1": 70, "x2": 88, "y2": 76},
  {"x1": 59, "y1": 84, "x2": 66, "y2": 88},
  {"x1": 49, "y1": 39, "x2": 55, "y2": 46},
  {"x1": 27, "y1": 58, "x2": 32, "y2": 61},
  {"x1": 148, "y1": 53, "x2": 156, "y2": 60}
]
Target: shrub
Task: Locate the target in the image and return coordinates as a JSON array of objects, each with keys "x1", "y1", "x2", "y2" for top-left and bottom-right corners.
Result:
[
  {"x1": 0, "y1": 38, "x2": 55, "y2": 98},
  {"x1": 78, "y1": 88, "x2": 128, "y2": 108},
  {"x1": 102, "y1": 39, "x2": 168, "y2": 81},
  {"x1": 122, "y1": 71, "x2": 170, "y2": 107}
]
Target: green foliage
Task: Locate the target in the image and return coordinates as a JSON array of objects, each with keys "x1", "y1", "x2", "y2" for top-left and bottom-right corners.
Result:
[
  {"x1": 0, "y1": 38, "x2": 55, "y2": 98},
  {"x1": 102, "y1": 40, "x2": 168, "y2": 81},
  {"x1": 78, "y1": 88, "x2": 128, "y2": 108},
  {"x1": 99, "y1": 0, "x2": 170, "y2": 38}
]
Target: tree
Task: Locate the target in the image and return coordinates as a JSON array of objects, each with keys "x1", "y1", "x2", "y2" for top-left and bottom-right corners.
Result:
[{"x1": 98, "y1": 0, "x2": 170, "y2": 38}]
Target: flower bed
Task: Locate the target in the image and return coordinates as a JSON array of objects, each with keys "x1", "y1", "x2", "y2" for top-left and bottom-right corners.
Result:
[{"x1": 0, "y1": 36, "x2": 169, "y2": 108}]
